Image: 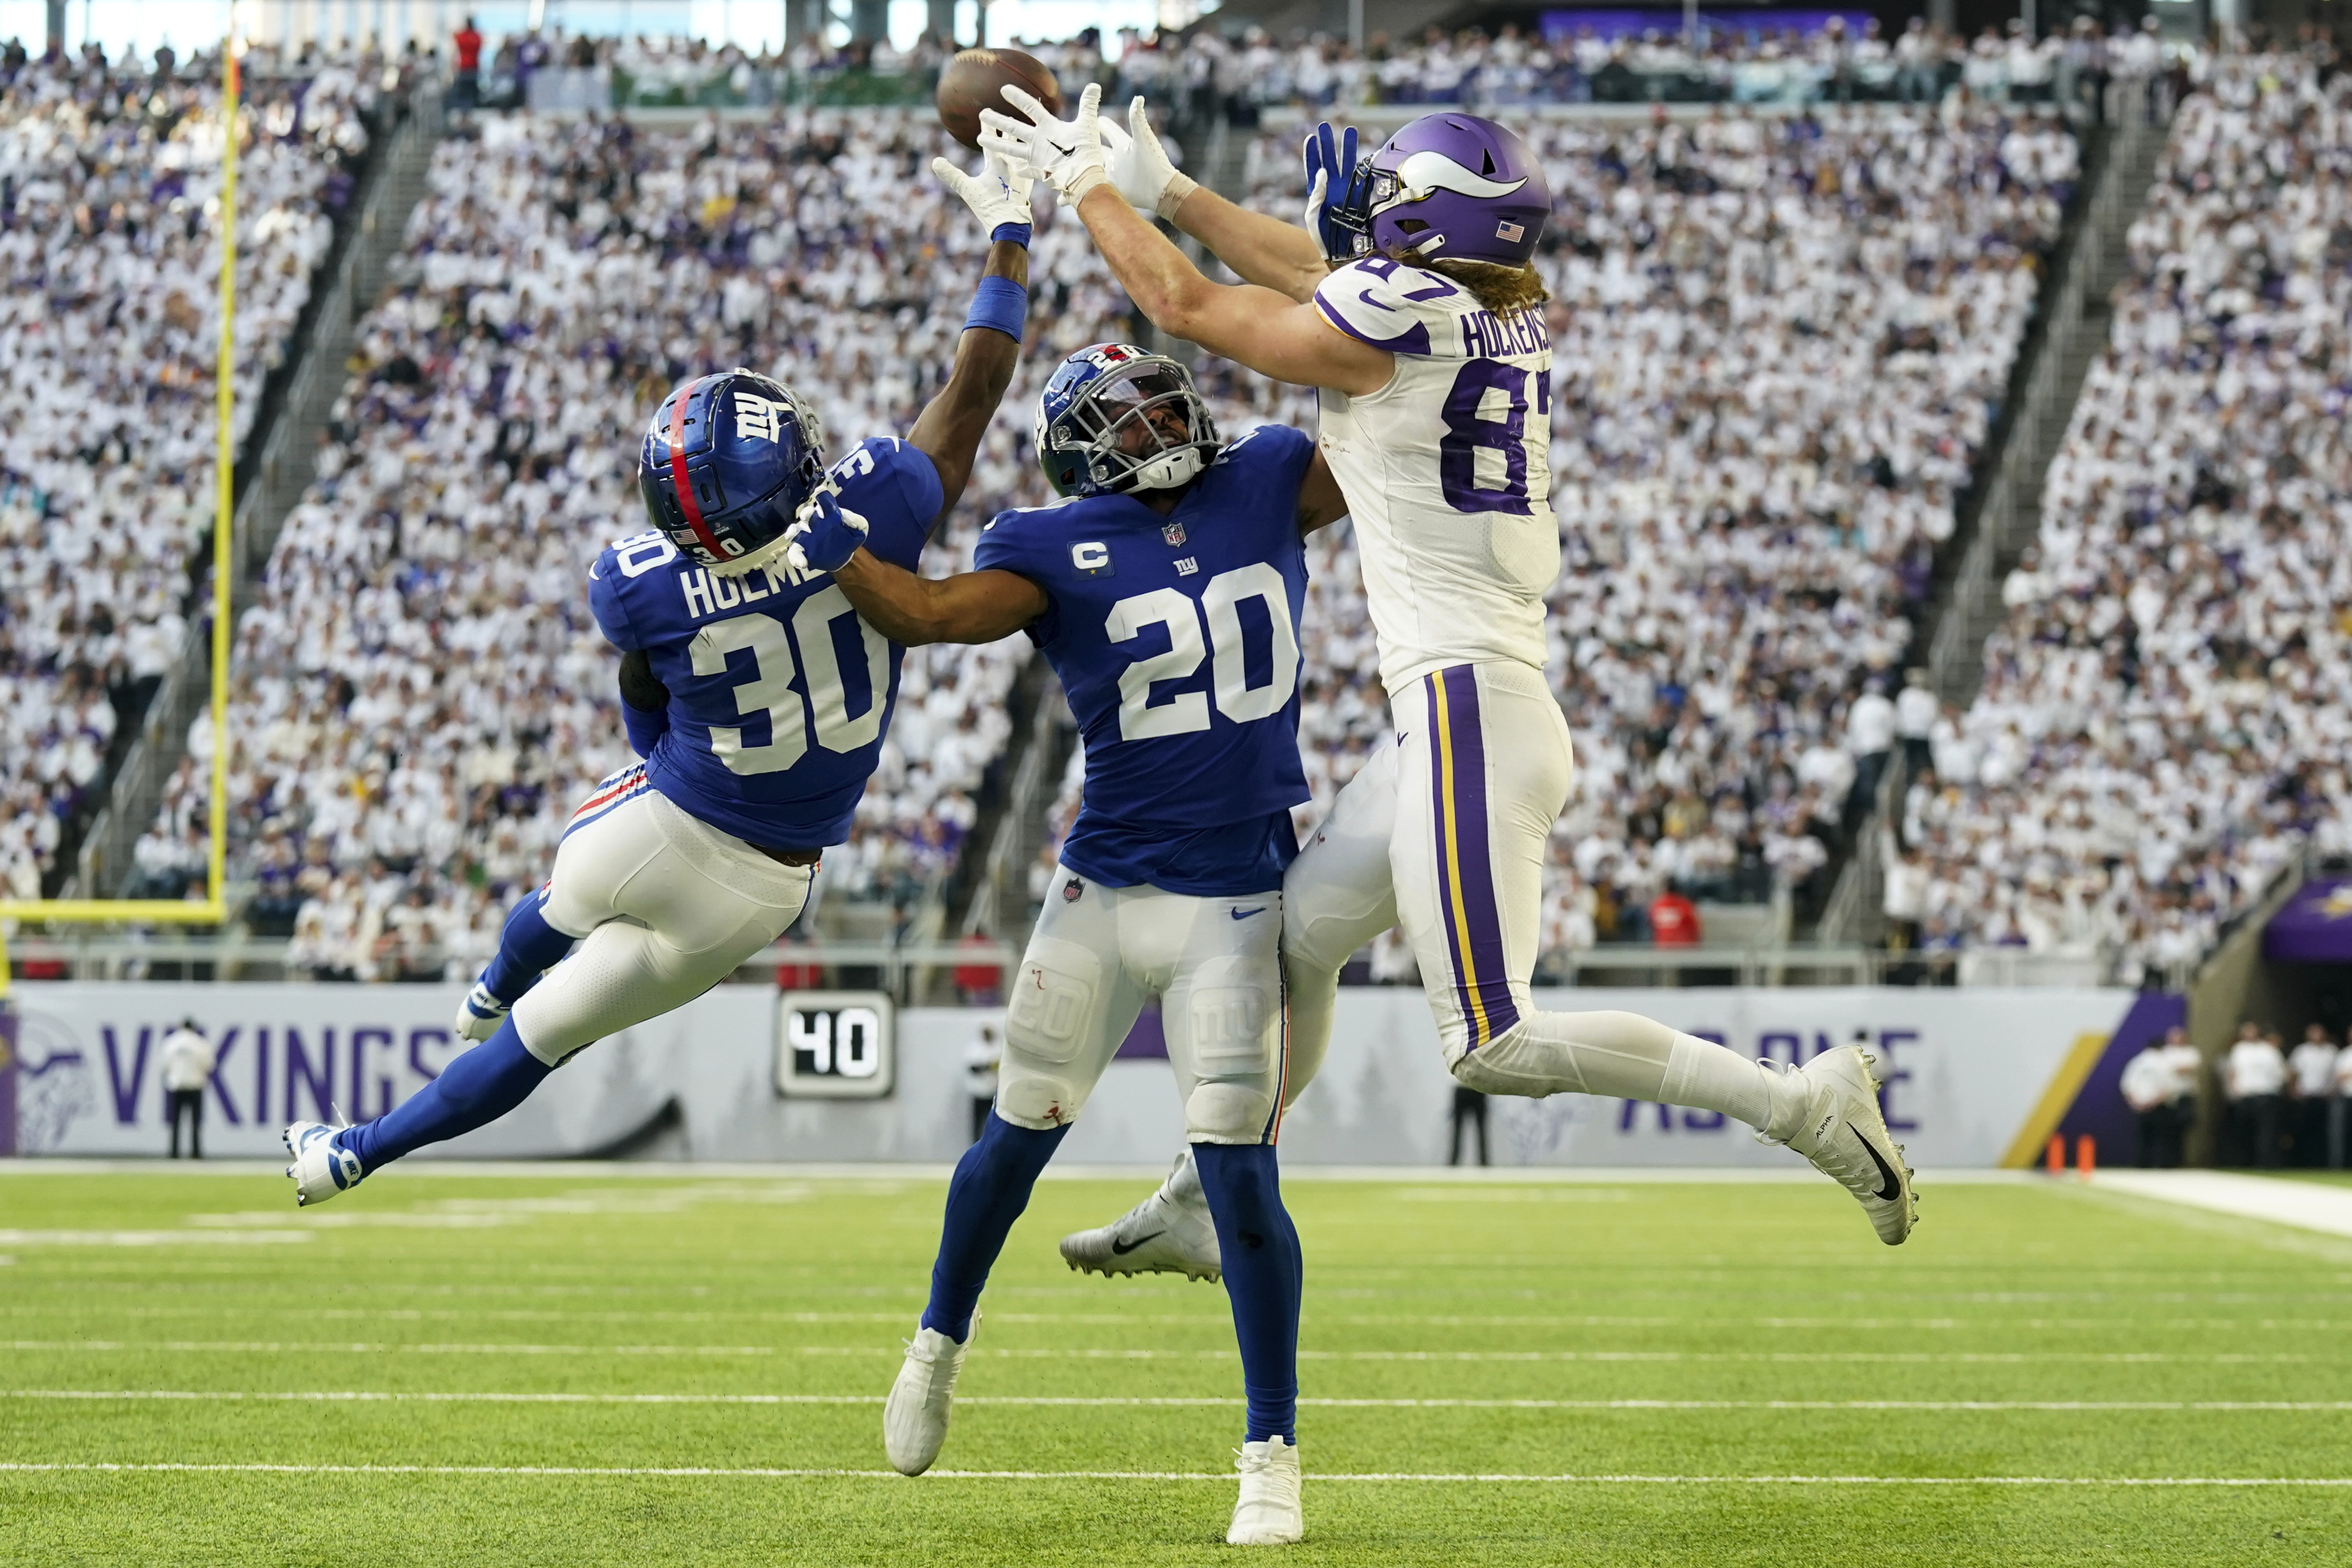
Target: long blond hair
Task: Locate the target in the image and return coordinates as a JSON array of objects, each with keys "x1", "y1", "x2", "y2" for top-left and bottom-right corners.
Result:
[{"x1": 1423, "y1": 255, "x2": 1550, "y2": 315}]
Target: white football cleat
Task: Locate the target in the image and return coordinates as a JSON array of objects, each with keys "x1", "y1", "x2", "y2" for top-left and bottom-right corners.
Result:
[
  {"x1": 282, "y1": 1120, "x2": 363, "y2": 1207},
  {"x1": 1226, "y1": 1436, "x2": 1303, "y2": 1545},
  {"x1": 453, "y1": 981, "x2": 510, "y2": 1043},
  {"x1": 1771, "y1": 1046, "x2": 1917, "y2": 1245},
  {"x1": 1058, "y1": 1151, "x2": 1222, "y2": 1282},
  {"x1": 883, "y1": 1309, "x2": 978, "y2": 1476}
]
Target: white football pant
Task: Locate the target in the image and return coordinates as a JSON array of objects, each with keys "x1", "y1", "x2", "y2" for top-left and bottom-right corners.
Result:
[
  {"x1": 1280, "y1": 660, "x2": 1781, "y2": 1130},
  {"x1": 996, "y1": 866, "x2": 1289, "y2": 1145},
  {"x1": 510, "y1": 777, "x2": 814, "y2": 1067}
]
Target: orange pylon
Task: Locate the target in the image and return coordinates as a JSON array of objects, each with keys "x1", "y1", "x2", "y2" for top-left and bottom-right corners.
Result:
[
  {"x1": 2046, "y1": 1134, "x2": 2066, "y2": 1174},
  {"x1": 2076, "y1": 1135, "x2": 2096, "y2": 1180}
]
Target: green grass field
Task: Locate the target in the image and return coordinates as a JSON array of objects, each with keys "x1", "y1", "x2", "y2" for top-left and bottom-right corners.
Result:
[{"x1": 4, "y1": 1166, "x2": 2349, "y2": 1565}]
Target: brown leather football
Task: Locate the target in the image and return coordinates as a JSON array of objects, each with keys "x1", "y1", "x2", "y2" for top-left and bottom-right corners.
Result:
[{"x1": 935, "y1": 48, "x2": 1063, "y2": 151}]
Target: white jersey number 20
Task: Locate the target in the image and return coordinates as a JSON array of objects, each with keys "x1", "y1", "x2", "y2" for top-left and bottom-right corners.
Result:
[{"x1": 1105, "y1": 563, "x2": 1299, "y2": 742}]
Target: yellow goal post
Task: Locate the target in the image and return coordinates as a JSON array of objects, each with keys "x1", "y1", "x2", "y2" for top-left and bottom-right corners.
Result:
[{"x1": 0, "y1": 37, "x2": 241, "y2": 989}]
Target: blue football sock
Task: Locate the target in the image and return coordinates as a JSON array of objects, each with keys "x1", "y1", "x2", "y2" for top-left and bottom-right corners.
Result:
[
  {"x1": 920, "y1": 1113, "x2": 1070, "y2": 1343},
  {"x1": 338, "y1": 1017, "x2": 553, "y2": 1172},
  {"x1": 1192, "y1": 1141, "x2": 1301, "y2": 1445},
  {"x1": 479, "y1": 888, "x2": 577, "y2": 1005}
]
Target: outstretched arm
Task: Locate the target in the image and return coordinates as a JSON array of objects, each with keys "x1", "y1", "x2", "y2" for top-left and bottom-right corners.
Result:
[
  {"x1": 903, "y1": 237, "x2": 1027, "y2": 521},
  {"x1": 904, "y1": 149, "x2": 1037, "y2": 526},
  {"x1": 1076, "y1": 183, "x2": 1392, "y2": 396},
  {"x1": 984, "y1": 88, "x2": 1389, "y2": 395},
  {"x1": 1167, "y1": 187, "x2": 1325, "y2": 304},
  {"x1": 832, "y1": 552, "x2": 1048, "y2": 647}
]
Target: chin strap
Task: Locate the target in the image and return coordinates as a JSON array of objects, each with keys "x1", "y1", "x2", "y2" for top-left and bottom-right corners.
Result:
[{"x1": 1128, "y1": 446, "x2": 1206, "y2": 492}]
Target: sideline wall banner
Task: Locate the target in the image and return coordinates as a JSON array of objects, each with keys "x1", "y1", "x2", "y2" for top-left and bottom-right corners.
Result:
[{"x1": 8, "y1": 983, "x2": 2151, "y2": 1167}]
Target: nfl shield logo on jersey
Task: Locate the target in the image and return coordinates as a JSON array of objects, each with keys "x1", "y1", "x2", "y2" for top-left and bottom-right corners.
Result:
[
  {"x1": 1063, "y1": 878, "x2": 1085, "y2": 903},
  {"x1": 1161, "y1": 521, "x2": 1186, "y2": 547}
]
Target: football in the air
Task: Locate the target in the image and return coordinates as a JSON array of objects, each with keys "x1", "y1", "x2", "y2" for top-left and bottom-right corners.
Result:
[{"x1": 935, "y1": 47, "x2": 1063, "y2": 150}]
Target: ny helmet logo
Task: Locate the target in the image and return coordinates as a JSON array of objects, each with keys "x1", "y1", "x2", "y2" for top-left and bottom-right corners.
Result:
[{"x1": 734, "y1": 393, "x2": 794, "y2": 444}]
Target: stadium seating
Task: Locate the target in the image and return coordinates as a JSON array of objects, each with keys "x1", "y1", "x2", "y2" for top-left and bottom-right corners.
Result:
[
  {"x1": 151, "y1": 110, "x2": 1132, "y2": 979},
  {"x1": 1903, "y1": 55, "x2": 2351, "y2": 978},
  {"x1": 0, "y1": 48, "x2": 375, "y2": 902},
  {"x1": 1212, "y1": 106, "x2": 2073, "y2": 956}
]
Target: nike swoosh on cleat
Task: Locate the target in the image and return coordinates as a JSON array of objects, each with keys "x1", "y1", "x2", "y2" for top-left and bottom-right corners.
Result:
[
  {"x1": 1109, "y1": 1230, "x2": 1166, "y2": 1256},
  {"x1": 1230, "y1": 908, "x2": 1266, "y2": 920},
  {"x1": 1848, "y1": 1122, "x2": 1903, "y2": 1201}
]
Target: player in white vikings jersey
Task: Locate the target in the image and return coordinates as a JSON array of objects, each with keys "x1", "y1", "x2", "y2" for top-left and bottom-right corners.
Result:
[
  {"x1": 280, "y1": 148, "x2": 1042, "y2": 1204},
  {"x1": 787, "y1": 346, "x2": 1347, "y2": 1544},
  {"x1": 981, "y1": 91, "x2": 1917, "y2": 1258}
]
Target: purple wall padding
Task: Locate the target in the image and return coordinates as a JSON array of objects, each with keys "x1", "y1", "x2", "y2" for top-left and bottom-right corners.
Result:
[
  {"x1": 0, "y1": 1006, "x2": 16, "y2": 1157},
  {"x1": 1114, "y1": 1004, "x2": 1168, "y2": 1061},
  {"x1": 2054, "y1": 991, "x2": 2187, "y2": 1161},
  {"x1": 2263, "y1": 878, "x2": 2352, "y2": 964}
]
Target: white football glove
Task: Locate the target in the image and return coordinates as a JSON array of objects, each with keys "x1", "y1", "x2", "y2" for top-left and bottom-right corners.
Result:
[
  {"x1": 930, "y1": 145, "x2": 1036, "y2": 236},
  {"x1": 1103, "y1": 95, "x2": 1196, "y2": 219},
  {"x1": 978, "y1": 82, "x2": 1109, "y2": 205}
]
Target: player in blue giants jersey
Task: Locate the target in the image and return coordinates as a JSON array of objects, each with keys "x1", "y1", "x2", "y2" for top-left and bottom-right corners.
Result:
[
  {"x1": 281, "y1": 146, "x2": 1044, "y2": 1206},
  {"x1": 786, "y1": 344, "x2": 1345, "y2": 1543}
]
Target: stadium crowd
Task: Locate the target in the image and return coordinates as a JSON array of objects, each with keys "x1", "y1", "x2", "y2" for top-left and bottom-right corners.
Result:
[
  {"x1": 1891, "y1": 53, "x2": 2352, "y2": 982},
  {"x1": 145, "y1": 110, "x2": 1133, "y2": 980},
  {"x1": 0, "y1": 43, "x2": 381, "y2": 903},
  {"x1": 1194, "y1": 104, "x2": 2070, "y2": 959}
]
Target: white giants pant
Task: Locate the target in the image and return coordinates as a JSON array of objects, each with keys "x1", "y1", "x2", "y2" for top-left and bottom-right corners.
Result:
[
  {"x1": 996, "y1": 866, "x2": 1289, "y2": 1146},
  {"x1": 509, "y1": 768, "x2": 815, "y2": 1066}
]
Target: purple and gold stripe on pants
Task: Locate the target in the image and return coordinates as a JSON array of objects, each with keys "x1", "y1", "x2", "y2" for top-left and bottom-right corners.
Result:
[{"x1": 1425, "y1": 665, "x2": 1519, "y2": 1052}]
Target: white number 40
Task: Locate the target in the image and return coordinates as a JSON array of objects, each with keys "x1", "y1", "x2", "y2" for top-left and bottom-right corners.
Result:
[{"x1": 1107, "y1": 563, "x2": 1298, "y2": 741}]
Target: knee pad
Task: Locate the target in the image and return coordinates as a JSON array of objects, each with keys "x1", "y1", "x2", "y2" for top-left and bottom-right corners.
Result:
[
  {"x1": 999, "y1": 937, "x2": 1104, "y2": 1127},
  {"x1": 1005, "y1": 938, "x2": 1101, "y2": 1067},
  {"x1": 1448, "y1": 1025, "x2": 1563, "y2": 1099},
  {"x1": 1185, "y1": 1081, "x2": 1275, "y2": 1143},
  {"x1": 1183, "y1": 955, "x2": 1273, "y2": 1074}
]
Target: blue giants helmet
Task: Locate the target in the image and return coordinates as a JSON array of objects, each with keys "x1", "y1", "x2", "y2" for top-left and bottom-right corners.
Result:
[
  {"x1": 638, "y1": 369, "x2": 826, "y2": 576},
  {"x1": 1033, "y1": 344, "x2": 1221, "y2": 499},
  {"x1": 1326, "y1": 113, "x2": 1551, "y2": 267}
]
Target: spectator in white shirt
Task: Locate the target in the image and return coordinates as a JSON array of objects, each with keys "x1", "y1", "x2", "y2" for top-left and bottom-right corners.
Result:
[
  {"x1": 964, "y1": 1023, "x2": 1002, "y2": 1146},
  {"x1": 2161, "y1": 1026, "x2": 2205, "y2": 1149},
  {"x1": 1895, "y1": 669, "x2": 1938, "y2": 783},
  {"x1": 2332, "y1": 1043, "x2": 2352, "y2": 1171},
  {"x1": 2286, "y1": 1025, "x2": 2339, "y2": 1170},
  {"x1": 2120, "y1": 1029, "x2": 2190, "y2": 1168},
  {"x1": 157, "y1": 1019, "x2": 215, "y2": 1160},
  {"x1": 1845, "y1": 676, "x2": 1898, "y2": 815},
  {"x1": 2222, "y1": 1022, "x2": 2288, "y2": 1168}
]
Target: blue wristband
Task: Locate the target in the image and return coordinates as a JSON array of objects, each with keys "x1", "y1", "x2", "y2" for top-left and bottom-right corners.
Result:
[
  {"x1": 991, "y1": 221, "x2": 1032, "y2": 246},
  {"x1": 963, "y1": 274, "x2": 1028, "y2": 341}
]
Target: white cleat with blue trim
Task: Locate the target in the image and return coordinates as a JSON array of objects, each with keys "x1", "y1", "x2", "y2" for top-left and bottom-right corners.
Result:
[{"x1": 283, "y1": 1120, "x2": 363, "y2": 1207}]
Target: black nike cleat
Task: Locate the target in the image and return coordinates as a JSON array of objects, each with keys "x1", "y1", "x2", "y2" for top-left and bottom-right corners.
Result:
[{"x1": 1771, "y1": 1046, "x2": 1918, "y2": 1245}]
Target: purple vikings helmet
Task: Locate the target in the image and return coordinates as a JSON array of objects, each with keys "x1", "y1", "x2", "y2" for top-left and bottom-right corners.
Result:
[
  {"x1": 1327, "y1": 113, "x2": 1551, "y2": 267},
  {"x1": 638, "y1": 369, "x2": 826, "y2": 575}
]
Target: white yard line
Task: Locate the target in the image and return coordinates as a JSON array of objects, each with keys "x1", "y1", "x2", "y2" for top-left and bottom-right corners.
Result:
[
  {"x1": 5, "y1": 1341, "x2": 2331, "y2": 1364},
  {"x1": 2093, "y1": 1171, "x2": 2352, "y2": 1240},
  {"x1": 9, "y1": 1390, "x2": 2352, "y2": 1413},
  {"x1": 0, "y1": 1461, "x2": 2342, "y2": 1486},
  {"x1": 0, "y1": 1160, "x2": 2034, "y2": 1185}
]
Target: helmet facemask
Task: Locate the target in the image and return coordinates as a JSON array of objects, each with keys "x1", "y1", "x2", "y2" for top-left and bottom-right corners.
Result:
[{"x1": 1051, "y1": 361, "x2": 1220, "y2": 496}]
